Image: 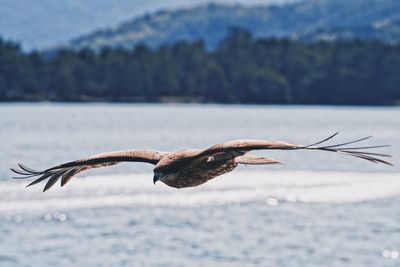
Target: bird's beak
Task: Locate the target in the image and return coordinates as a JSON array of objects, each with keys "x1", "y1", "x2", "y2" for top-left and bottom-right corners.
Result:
[{"x1": 153, "y1": 174, "x2": 159, "y2": 185}]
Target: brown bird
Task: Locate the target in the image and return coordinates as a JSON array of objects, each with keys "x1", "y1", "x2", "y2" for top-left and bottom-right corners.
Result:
[{"x1": 11, "y1": 133, "x2": 392, "y2": 192}]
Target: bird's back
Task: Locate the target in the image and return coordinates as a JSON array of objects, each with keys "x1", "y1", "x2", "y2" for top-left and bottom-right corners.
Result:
[{"x1": 158, "y1": 149, "x2": 239, "y2": 188}]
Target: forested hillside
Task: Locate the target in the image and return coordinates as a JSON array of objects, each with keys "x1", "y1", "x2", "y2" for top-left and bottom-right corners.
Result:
[
  {"x1": 69, "y1": 0, "x2": 400, "y2": 51},
  {"x1": 1, "y1": 29, "x2": 399, "y2": 105}
]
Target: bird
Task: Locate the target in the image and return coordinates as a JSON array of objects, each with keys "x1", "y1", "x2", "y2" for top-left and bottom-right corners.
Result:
[{"x1": 11, "y1": 132, "x2": 392, "y2": 192}]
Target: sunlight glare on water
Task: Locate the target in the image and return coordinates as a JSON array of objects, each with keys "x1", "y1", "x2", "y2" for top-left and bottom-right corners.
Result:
[{"x1": 0, "y1": 104, "x2": 399, "y2": 267}]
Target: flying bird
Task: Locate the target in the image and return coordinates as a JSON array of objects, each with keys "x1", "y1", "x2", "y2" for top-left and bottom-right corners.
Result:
[{"x1": 11, "y1": 133, "x2": 392, "y2": 192}]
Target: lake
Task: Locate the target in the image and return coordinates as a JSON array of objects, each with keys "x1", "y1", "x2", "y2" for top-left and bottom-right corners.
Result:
[{"x1": 0, "y1": 103, "x2": 399, "y2": 267}]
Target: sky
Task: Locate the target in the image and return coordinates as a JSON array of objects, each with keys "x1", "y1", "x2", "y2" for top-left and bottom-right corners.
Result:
[{"x1": 0, "y1": 0, "x2": 301, "y2": 50}]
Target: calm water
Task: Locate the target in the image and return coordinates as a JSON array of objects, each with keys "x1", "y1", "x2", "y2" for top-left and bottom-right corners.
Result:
[{"x1": 0, "y1": 104, "x2": 399, "y2": 267}]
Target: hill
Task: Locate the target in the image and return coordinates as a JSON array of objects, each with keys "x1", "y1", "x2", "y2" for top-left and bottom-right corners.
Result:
[
  {"x1": 68, "y1": 0, "x2": 400, "y2": 50},
  {"x1": 0, "y1": 0, "x2": 296, "y2": 50}
]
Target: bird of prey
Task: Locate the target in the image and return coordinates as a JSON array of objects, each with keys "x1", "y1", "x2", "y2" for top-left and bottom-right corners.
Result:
[{"x1": 12, "y1": 133, "x2": 392, "y2": 192}]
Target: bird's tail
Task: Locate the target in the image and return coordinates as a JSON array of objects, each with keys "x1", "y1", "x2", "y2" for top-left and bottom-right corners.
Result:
[{"x1": 235, "y1": 155, "x2": 284, "y2": 165}]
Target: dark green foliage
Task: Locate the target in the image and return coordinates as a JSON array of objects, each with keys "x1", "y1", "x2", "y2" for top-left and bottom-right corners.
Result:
[{"x1": 0, "y1": 30, "x2": 399, "y2": 105}]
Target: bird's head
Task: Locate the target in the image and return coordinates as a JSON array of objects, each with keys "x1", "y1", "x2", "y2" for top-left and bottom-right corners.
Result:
[
  {"x1": 153, "y1": 169, "x2": 177, "y2": 185},
  {"x1": 153, "y1": 170, "x2": 163, "y2": 184}
]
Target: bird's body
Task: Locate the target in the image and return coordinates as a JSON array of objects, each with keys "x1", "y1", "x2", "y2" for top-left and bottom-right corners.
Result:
[
  {"x1": 156, "y1": 149, "x2": 239, "y2": 188},
  {"x1": 12, "y1": 133, "x2": 392, "y2": 192}
]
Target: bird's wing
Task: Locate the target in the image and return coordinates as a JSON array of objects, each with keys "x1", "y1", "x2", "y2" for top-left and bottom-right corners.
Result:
[
  {"x1": 195, "y1": 133, "x2": 392, "y2": 166},
  {"x1": 11, "y1": 150, "x2": 168, "y2": 191}
]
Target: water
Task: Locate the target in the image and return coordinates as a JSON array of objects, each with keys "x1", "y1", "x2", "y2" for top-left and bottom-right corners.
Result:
[{"x1": 0, "y1": 103, "x2": 399, "y2": 267}]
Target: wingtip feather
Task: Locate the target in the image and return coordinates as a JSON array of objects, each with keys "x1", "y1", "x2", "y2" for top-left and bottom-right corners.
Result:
[{"x1": 18, "y1": 163, "x2": 41, "y2": 174}]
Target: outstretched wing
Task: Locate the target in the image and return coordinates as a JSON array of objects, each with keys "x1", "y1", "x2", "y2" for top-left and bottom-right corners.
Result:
[
  {"x1": 196, "y1": 132, "x2": 392, "y2": 166},
  {"x1": 11, "y1": 150, "x2": 168, "y2": 192}
]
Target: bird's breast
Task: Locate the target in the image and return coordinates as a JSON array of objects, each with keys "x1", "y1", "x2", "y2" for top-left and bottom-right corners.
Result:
[{"x1": 162, "y1": 159, "x2": 238, "y2": 189}]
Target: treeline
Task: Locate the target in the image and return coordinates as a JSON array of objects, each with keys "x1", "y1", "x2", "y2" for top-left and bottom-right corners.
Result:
[{"x1": 1, "y1": 28, "x2": 399, "y2": 104}]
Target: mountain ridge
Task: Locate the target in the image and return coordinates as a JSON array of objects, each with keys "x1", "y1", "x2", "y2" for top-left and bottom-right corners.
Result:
[{"x1": 67, "y1": 0, "x2": 400, "y2": 51}]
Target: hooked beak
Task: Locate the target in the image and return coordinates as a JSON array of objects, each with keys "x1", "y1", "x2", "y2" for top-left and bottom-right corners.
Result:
[{"x1": 153, "y1": 173, "x2": 160, "y2": 185}]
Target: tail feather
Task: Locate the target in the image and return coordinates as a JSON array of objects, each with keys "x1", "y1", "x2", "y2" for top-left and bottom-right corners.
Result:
[{"x1": 236, "y1": 155, "x2": 284, "y2": 165}]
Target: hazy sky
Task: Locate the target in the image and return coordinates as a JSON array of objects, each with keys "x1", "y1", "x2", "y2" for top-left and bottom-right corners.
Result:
[{"x1": 0, "y1": 0, "x2": 301, "y2": 50}]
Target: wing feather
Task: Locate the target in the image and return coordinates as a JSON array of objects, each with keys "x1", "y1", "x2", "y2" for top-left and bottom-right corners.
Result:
[
  {"x1": 12, "y1": 150, "x2": 168, "y2": 191},
  {"x1": 197, "y1": 133, "x2": 392, "y2": 166}
]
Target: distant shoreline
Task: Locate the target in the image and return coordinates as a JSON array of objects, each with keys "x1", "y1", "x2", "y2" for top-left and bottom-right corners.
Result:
[
  {"x1": 1, "y1": 99, "x2": 399, "y2": 107},
  {"x1": 1, "y1": 33, "x2": 400, "y2": 106}
]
